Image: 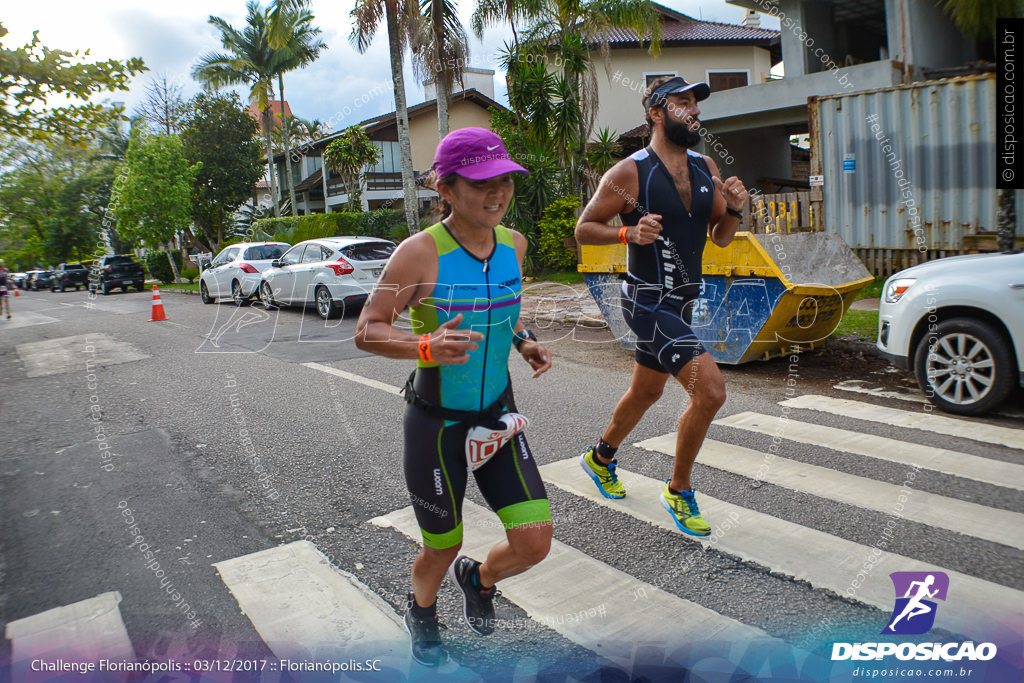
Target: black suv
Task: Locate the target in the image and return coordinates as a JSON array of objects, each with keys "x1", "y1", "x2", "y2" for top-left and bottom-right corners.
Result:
[
  {"x1": 92, "y1": 255, "x2": 145, "y2": 294},
  {"x1": 51, "y1": 262, "x2": 91, "y2": 291}
]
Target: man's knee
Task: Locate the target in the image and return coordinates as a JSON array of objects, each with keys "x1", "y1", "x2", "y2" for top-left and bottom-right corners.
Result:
[
  {"x1": 696, "y1": 379, "x2": 726, "y2": 412},
  {"x1": 628, "y1": 383, "x2": 663, "y2": 406},
  {"x1": 422, "y1": 543, "x2": 461, "y2": 565}
]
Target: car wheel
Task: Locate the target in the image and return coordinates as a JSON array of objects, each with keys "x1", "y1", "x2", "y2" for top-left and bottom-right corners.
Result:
[
  {"x1": 260, "y1": 281, "x2": 278, "y2": 309},
  {"x1": 61, "y1": 283, "x2": 67, "y2": 292},
  {"x1": 315, "y1": 285, "x2": 340, "y2": 320},
  {"x1": 51, "y1": 285, "x2": 57, "y2": 293},
  {"x1": 231, "y1": 280, "x2": 250, "y2": 307},
  {"x1": 136, "y1": 282, "x2": 144, "y2": 292},
  {"x1": 200, "y1": 281, "x2": 213, "y2": 304},
  {"x1": 101, "y1": 282, "x2": 110, "y2": 295},
  {"x1": 914, "y1": 317, "x2": 1015, "y2": 416},
  {"x1": 122, "y1": 285, "x2": 129, "y2": 292}
]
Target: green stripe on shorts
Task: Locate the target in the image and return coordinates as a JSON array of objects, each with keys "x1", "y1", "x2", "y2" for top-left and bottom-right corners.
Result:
[
  {"x1": 421, "y1": 522, "x2": 463, "y2": 549},
  {"x1": 496, "y1": 499, "x2": 551, "y2": 530}
]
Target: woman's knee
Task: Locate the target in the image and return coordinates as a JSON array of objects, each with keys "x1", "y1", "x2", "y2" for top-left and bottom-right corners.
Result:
[
  {"x1": 421, "y1": 543, "x2": 461, "y2": 566},
  {"x1": 509, "y1": 524, "x2": 552, "y2": 565}
]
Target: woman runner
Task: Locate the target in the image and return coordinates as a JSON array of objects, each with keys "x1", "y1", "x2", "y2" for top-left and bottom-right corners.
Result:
[{"x1": 355, "y1": 127, "x2": 553, "y2": 666}]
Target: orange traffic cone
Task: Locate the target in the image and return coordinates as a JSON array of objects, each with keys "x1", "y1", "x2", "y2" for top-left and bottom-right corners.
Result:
[
  {"x1": 13, "y1": 289, "x2": 18, "y2": 296},
  {"x1": 149, "y1": 285, "x2": 167, "y2": 322}
]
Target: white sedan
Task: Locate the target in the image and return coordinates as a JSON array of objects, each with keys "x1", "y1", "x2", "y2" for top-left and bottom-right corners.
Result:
[
  {"x1": 877, "y1": 251, "x2": 1024, "y2": 415},
  {"x1": 200, "y1": 241, "x2": 291, "y2": 306},
  {"x1": 258, "y1": 236, "x2": 396, "y2": 319}
]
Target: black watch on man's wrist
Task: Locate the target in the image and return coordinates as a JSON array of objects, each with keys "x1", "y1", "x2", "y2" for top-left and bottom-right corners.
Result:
[
  {"x1": 726, "y1": 207, "x2": 743, "y2": 219},
  {"x1": 513, "y1": 329, "x2": 537, "y2": 351}
]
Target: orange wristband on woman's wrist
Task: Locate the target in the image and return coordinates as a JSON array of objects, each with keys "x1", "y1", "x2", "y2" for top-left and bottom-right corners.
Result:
[
  {"x1": 418, "y1": 334, "x2": 434, "y2": 363},
  {"x1": 618, "y1": 226, "x2": 629, "y2": 244}
]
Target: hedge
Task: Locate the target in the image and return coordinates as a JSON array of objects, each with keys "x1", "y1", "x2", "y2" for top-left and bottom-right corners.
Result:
[
  {"x1": 144, "y1": 250, "x2": 184, "y2": 284},
  {"x1": 252, "y1": 210, "x2": 408, "y2": 245},
  {"x1": 536, "y1": 196, "x2": 581, "y2": 271}
]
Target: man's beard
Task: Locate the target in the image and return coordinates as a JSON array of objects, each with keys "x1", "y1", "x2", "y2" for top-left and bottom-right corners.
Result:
[{"x1": 664, "y1": 114, "x2": 701, "y2": 148}]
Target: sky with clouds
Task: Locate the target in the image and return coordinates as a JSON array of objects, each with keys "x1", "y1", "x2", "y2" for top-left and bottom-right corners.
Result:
[{"x1": 3, "y1": 0, "x2": 780, "y2": 135}]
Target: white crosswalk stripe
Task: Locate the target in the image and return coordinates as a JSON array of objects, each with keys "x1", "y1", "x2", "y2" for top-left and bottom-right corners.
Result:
[
  {"x1": 371, "y1": 500, "x2": 776, "y2": 668},
  {"x1": 714, "y1": 411, "x2": 1024, "y2": 490},
  {"x1": 4, "y1": 592, "x2": 135, "y2": 664},
  {"x1": 780, "y1": 394, "x2": 1024, "y2": 450},
  {"x1": 633, "y1": 434, "x2": 1024, "y2": 550},
  {"x1": 214, "y1": 541, "x2": 409, "y2": 665},
  {"x1": 538, "y1": 458, "x2": 1024, "y2": 634}
]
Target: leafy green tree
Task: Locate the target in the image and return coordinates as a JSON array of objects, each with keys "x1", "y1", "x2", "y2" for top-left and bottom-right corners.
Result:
[
  {"x1": 0, "y1": 23, "x2": 145, "y2": 143},
  {"x1": 413, "y1": 0, "x2": 469, "y2": 138},
  {"x1": 180, "y1": 92, "x2": 265, "y2": 252},
  {"x1": 351, "y1": 0, "x2": 422, "y2": 233},
  {"x1": 475, "y1": 0, "x2": 660, "y2": 193},
  {"x1": 268, "y1": 0, "x2": 326, "y2": 217},
  {"x1": 193, "y1": 2, "x2": 285, "y2": 218},
  {"x1": 110, "y1": 133, "x2": 197, "y2": 281},
  {"x1": 0, "y1": 138, "x2": 100, "y2": 265},
  {"x1": 324, "y1": 125, "x2": 383, "y2": 211}
]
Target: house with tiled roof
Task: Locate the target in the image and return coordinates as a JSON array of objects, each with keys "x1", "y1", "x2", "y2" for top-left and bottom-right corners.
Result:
[
  {"x1": 276, "y1": 72, "x2": 507, "y2": 215},
  {"x1": 589, "y1": 3, "x2": 780, "y2": 142},
  {"x1": 246, "y1": 100, "x2": 293, "y2": 133}
]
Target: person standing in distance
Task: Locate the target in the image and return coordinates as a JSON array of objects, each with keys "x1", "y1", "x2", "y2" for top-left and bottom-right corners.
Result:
[
  {"x1": 574, "y1": 76, "x2": 748, "y2": 536},
  {"x1": 355, "y1": 127, "x2": 553, "y2": 666}
]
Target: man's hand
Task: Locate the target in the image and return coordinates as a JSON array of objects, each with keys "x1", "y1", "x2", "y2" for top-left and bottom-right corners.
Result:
[
  {"x1": 713, "y1": 176, "x2": 748, "y2": 211},
  {"x1": 519, "y1": 340, "x2": 551, "y2": 378},
  {"x1": 627, "y1": 213, "x2": 663, "y2": 245},
  {"x1": 428, "y1": 314, "x2": 483, "y2": 365}
]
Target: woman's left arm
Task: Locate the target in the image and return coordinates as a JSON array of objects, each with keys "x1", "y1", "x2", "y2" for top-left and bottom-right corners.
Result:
[{"x1": 511, "y1": 230, "x2": 551, "y2": 378}]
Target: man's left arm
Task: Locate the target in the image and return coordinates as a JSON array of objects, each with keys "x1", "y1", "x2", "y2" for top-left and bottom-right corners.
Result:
[{"x1": 706, "y1": 155, "x2": 748, "y2": 248}]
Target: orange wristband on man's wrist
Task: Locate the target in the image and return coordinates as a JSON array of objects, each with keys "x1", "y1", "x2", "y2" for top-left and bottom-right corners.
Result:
[
  {"x1": 418, "y1": 334, "x2": 434, "y2": 363},
  {"x1": 618, "y1": 226, "x2": 629, "y2": 244}
]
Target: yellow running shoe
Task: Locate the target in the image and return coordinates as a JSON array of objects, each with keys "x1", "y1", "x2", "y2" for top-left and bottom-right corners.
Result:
[
  {"x1": 579, "y1": 446, "x2": 626, "y2": 498},
  {"x1": 660, "y1": 481, "x2": 711, "y2": 536}
]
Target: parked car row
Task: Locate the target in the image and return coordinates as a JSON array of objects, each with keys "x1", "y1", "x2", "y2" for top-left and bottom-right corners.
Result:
[
  {"x1": 199, "y1": 237, "x2": 396, "y2": 319},
  {"x1": 9, "y1": 256, "x2": 148, "y2": 295}
]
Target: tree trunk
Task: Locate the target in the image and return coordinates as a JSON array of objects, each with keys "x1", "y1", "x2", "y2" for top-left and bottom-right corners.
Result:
[
  {"x1": 262, "y1": 108, "x2": 281, "y2": 218},
  {"x1": 279, "y1": 74, "x2": 298, "y2": 217},
  {"x1": 996, "y1": 188, "x2": 1016, "y2": 252},
  {"x1": 387, "y1": 0, "x2": 421, "y2": 234},
  {"x1": 433, "y1": 0, "x2": 449, "y2": 139}
]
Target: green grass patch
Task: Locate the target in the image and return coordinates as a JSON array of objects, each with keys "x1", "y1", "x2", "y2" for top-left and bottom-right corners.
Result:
[
  {"x1": 159, "y1": 282, "x2": 200, "y2": 292},
  {"x1": 855, "y1": 277, "x2": 884, "y2": 300},
  {"x1": 529, "y1": 270, "x2": 584, "y2": 285},
  {"x1": 832, "y1": 308, "x2": 879, "y2": 340}
]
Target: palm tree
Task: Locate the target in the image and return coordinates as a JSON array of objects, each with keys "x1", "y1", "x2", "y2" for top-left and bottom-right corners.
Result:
[
  {"x1": 268, "y1": 0, "x2": 326, "y2": 217},
  {"x1": 939, "y1": 0, "x2": 1023, "y2": 252},
  {"x1": 293, "y1": 116, "x2": 330, "y2": 143},
  {"x1": 412, "y1": 0, "x2": 469, "y2": 139},
  {"x1": 193, "y1": 2, "x2": 284, "y2": 217},
  {"x1": 476, "y1": 0, "x2": 661, "y2": 194},
  {"x1": 323, "y1": 125, "x2": 383, "y2": 212},
  {"x1": 351, "y1": 0, "x2": 421, "y2": 233}
]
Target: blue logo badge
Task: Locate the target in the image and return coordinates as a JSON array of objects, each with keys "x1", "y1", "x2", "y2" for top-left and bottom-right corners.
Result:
[{"x1": 882, "y1": 571, "x2": 948, "y2": 635}]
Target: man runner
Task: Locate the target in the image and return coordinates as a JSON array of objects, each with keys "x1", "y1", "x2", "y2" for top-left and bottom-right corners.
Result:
[{"x1": 574, "y1": 76, "x2": 748, "y2": 536}]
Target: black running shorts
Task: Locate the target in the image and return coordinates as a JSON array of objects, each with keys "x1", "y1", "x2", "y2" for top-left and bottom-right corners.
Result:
[
  {"x1": 621, "y1": 281, "x2": 707, "y2": 377},
  {"x1": 402, "y1": 391, "x2": 550, "y2": 550}
]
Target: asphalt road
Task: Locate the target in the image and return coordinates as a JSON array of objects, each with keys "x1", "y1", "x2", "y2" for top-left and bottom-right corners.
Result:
[{"x1": 1, "y1": 287, "x2": 1022, "y2": 681}]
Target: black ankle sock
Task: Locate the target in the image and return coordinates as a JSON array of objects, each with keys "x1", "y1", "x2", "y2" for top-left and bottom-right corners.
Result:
[
  {"x1": 595, "y1": 439, "x2": 617, "y2": 461},
  {"x1": 410, "y1": 598, "x2": 436, "y2": 618},
  {"x1": 668, "y1": 485, "x2": 681, "y2": 496}
]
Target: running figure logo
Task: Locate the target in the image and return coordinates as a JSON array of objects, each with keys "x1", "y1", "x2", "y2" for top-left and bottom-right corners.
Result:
[{"x1": 882, "y1": 571, "x2": 949, "y2": 635}]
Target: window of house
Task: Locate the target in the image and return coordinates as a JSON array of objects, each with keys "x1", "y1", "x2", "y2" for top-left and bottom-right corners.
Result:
[
  {"x1": 309, "y1": 156, "x2": 322, "y2": 174},
  {"x1": 369, "y1": 141, "x2": 401, "y2": 174},
  {"x1": 707, "y1": 71, "x2": 749, "y2": 92},
  {"x1": 644, "y1": 72, "x2": 677, "y2": 89}
]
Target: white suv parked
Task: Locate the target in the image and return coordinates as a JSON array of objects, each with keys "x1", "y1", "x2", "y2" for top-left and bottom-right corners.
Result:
[{"x1": 877, "y1": 251, "x2": 1024, "y2": 415}]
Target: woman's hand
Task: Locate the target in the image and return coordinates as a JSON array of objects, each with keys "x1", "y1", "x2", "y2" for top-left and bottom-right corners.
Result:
[
  {"x1": 519, "y1": 340, "x2": 551, "y2": 378},
  {"x1": 427, "y1": 314, "x2": 483, "y2": 365}
]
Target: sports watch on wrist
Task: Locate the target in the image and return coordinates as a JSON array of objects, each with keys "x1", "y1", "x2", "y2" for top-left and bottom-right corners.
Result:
[
  {"x1": 513, "y1": 329, "x2": 537, "y2": 351},
  {"x1": 726, "y1": 207, "x2": 743, "y2": 219}
]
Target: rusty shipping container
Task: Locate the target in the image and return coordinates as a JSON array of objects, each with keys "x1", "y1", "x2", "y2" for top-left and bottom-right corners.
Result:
[{"x1": 809, "y1": 74, "x2": 1023, "y2": 256}]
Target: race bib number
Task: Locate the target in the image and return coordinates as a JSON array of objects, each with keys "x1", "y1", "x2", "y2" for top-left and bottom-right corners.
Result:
[{"x1": 465, "y1": 413, "x2": 529, "y2": 471}]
